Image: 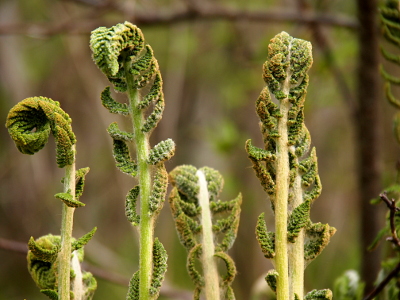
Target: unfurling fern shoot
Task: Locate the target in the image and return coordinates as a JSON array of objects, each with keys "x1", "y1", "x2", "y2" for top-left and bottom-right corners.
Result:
[
  {"x1": 90, "y1": 22, "x2": 174, "y2": 300},
  {"x1": 169, "y1": 165, "x2": 241, "y2": 300},
  {"x1": 5, "y1": 97, "x2": 96, "y2": 300},
  {"x1": 245, "y1": 32, "x2": 336, "y2": 300}
]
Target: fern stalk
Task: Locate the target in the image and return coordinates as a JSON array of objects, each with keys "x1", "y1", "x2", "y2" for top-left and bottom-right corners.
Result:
[
  {"x1": 274, "y1": 66, "x2": 291, "y2": 300},
  {"x1": 197, "y1": 170, "x2": 220, "y2": 299},
  {"x1": 246, "y1": 32, "x2": 335, "y2": 300},
  {"x1": 124, "y1": 59, "x2": 154, "y2": 298},
  {"x1": 59, "y1": 157, "x2": 76, "y2": 300},
  {"x1": 6, "y1": 97, "x2": 96, "y2": 299},
  {"x1": 90, "y1": 22, "x2": 174, "y2": 300}
]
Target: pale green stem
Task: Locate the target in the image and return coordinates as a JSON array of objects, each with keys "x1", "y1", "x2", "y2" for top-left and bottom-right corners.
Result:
[
  {"x1": 125, "y1": 60, "x2": 154, "y2": 300},
  {"x1": 58, "y1": 146, "x2": 76, "y2": 300},
  {"x1": 275, "y1": 97, "x2": 290, "y2": 300},
  {"x1": 71, "y1": 251, "x2": 84, "y2": 300},
  {"x1": 274, "y1": 46, "x2": 293, "y2": 300},
  {"x1": 197, "y1": 170, "x2": 220, "y2": 300},
  {"x1": 288, "y1": 153, "x2": 304, "y2": 300}
]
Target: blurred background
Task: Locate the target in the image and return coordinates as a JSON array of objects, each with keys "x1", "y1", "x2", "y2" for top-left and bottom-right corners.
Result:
[{"x1": 0, "y1": 0, "x2": 397, "y2": 299}]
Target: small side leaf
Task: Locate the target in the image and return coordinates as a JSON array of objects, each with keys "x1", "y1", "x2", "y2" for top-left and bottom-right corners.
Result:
[
  {"x1": 304, "y1": 289, "x2": 333, "y2": 300},
  {"x1": 149, "y1": 164, "x2": 168, "y2": 215},
  {"x1": 265, "y1": 269, "x2": 279, "y2": 293},
  {"x1": 147, "y1": 139, "x2": 175, "y2": 165},
  {"x1": 287, "y1": 200, "x2": 311, "y2": 243},
  {"x1": 75, "y1": 167, "x2": 90, "y2": 200},
  {"x1": 126, "y1": 271, "x2": 140, "y2": 300},
  {"x1": 101, "y1": 87, "x2": 129, "y2": 115},
  {"x1": 126, "y1": 186, "x2": 140, "y2": 226},
  {"x1": 55, "y1": 192, "x2": 85, "y2": 208},
  {"x1": 150, "y1": 238, "x2": 168, "y2": 297},
  {"x1": 256, "y1": 213, "x2": 275, "y2": 259},
  {"x1": 111, "y1": 139, "x2": 137, "y2": 177},
  {"x1": 40, "y1": 289, "x2": 59, "y2": 300},
  {"x1": 72, "y1": 227, "x2": 97, "y2": 252}
]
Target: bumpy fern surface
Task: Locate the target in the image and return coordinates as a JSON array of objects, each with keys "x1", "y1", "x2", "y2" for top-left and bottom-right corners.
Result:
[
  {"x1": 6, "y1": 97, "x2": 76, "y2": 168},
  {"x1": 6, "y1": 97, "x2": 96, "y2": 300},
  {"x1": 169, "y1": 165, "x2": 241, "y2": 300},
  {"x1": 90, "y1": 21, "x2": 173, "y2": 300},
  {"x1": 246, "y1": 32, "x2": 335, "y2": 300},
  {"x1": 27, "y1": 232, "x2": 97, "y2": 300}
]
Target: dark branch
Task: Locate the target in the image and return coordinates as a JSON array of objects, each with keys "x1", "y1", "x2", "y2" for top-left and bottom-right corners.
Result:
[
  {"x1": 363, "y1": 192, "x2": 400, "y2": 300},
  {"x1": 0, "y1": 6, "x2": 358, "y2": 37}
]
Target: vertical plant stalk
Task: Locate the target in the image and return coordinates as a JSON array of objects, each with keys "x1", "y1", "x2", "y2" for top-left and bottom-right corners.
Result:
[
  {"x1": 197, "y1": 170, "x2": 220, "y2": 300},
  {"x1": 6, "y1": 97, "x2": 96, "y2": 300},
  {"x1": 124, "y1": 59, "x2": 154, "y2": 298},
  {"x1": 90, "y1": 22, "x2": 174, "y2": 300},
  {"x1": 169, "y1": 165, "x2": 241, "y2": 299},
  {"x1": 246, "y1": 32, "x2": 335, "y2": 300},
  {"x1": 274, "y1": 57, "x2": 292, "y2": 300},
  {"x1": 59, "y1": 157, "x2": 76, "y2": 300}
]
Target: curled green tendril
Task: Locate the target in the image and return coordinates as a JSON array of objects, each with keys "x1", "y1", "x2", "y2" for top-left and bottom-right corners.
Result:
[
  {"x1": 27, "y1": 234, "x2": 96, "y2": 299},
  {"x1": 6, "y1": 97, "x2": 76, "y2": 168}
]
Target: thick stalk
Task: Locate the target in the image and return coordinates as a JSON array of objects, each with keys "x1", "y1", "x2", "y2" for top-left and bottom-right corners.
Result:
[
  {"x1": 288, "y1": 163, "x2": 304, "y2": 300},
  {"x1": 275, "y1": 96, "x2": 290, "y2": 300},
  {"x1": 58, "y1": 147, "x2": 76, "y2": 300},
  {"x1": 197, "y1": 170, "x2": 220, "y2": 300},
  {"x1": 275, "y1": 54, "x2": 293, "y2": 300},
  {"x1": 125, "y1": 61, "x2": 154, "y2": 300}
]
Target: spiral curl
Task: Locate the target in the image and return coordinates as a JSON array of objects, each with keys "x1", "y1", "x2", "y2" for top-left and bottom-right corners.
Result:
[
  {"x1": 6, "y1": 97, "x2": 76, "y2": 168},
  {"x1": 169, "y1": 165, "x2": 241, "y2": 298}
]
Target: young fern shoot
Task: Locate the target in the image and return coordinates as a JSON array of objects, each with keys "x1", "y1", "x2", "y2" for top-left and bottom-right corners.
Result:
[
  {"x1": 5, "y1": 97, "x2": 96, "y2": 300},
  {"x1": 169, "y1": 165, "x2": 242, "y2": 300},
  {"x1": 90, "y1": 22, "x2": 175, "y2": 300},
  {"x1": 245, "y1": 32, "x2": 336, "y2": 300}
]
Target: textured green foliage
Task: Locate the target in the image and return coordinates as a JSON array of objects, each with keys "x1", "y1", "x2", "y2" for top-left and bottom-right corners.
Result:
[
  {"x1": 5, "y1": 97, "x2": 76, "y2": 168},
  {"x1": 90, "y1": 21, "x2": 174, "y2": 299},
  {"x1": 27, "y1": 234, "x2": 96, "y2": 300},
  {"x1": 149, "y1": 165, "x2": 168, "y2": 215},
  {"x1": 381, "y1": 1, "x2": 400, "y2": 143},
  {"x1": 101, "y1": 87, "x2": 129, "y2": 115},
  {"x1": 304, "y1": 289, "x2": 333, "y2": 300},
  {"x1": 149, "y1": 239, "x2": 168, "y2": 297},
  {"x1": 265, "y1": 269, "x2": 279, "y2": 293},
  {"x1": 169, "y1": 165, "x2": 241, "y2": 299},
  {"x1": 55, "y1": 192, "x2": 85, "y2": 208},
  {"x1": 255, "y1": 213, "x2": 275, "y2": 259},
  {"x1": 246, "y1": 32, "x2": 335, "y2": 299},
  {"x1": 381, "y1": 0, "x2": 400, "y2": 108},
  {"x1": 304, "y1": 223, "x2": 336, "y2": 263},
  {"x1": 147, "y1": 139, "x2": 176, "y2": 165},
  {"x1": 125, "y1": 239, "x2": 168, "y2": 300},
  {"x1": 126, "y1": 186, "x2": 140, "y2": 225}
]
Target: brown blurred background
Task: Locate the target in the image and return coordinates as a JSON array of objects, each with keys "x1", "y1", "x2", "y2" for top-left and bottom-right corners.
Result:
[{"x1": 0, "y1": 0, "x2": 397, "y2": 299}]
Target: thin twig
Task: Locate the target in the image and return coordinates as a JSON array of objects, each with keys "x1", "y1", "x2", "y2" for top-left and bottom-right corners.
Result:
[
  {"x1": 363, "y1": 192, "x2": 400, "y2": 300},
  {"x1": 364, "y1": 261, "x2": 400, "y2": 300}
]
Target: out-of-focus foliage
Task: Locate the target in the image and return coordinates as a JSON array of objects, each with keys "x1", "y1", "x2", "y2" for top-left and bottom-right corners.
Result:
[{"x1": 0, "y1": 0, "x2": 392, "y2": 299}]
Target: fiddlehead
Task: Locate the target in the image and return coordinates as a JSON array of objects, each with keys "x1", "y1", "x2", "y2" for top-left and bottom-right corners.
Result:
[
  {"x1": 5, "y1": 96, "x2": 76, "y2": 168},
  {"x1": 169, "y1": 165, "x2": 241, "y2": 300},
  {"x1": 6, "y1": 97, "x2": 96, "y2": 299},
  {"x1": 90, "y1": 21, "x2": 174, "y2": 299},
  {"x1": 27, "y1": 234, "x2": 97, "y2": 300},
  {"x1": 246, "y1": 32, "x2": 335, "y2": 300}
]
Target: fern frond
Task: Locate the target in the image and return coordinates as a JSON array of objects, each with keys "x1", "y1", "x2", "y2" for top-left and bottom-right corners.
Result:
[{"x1": 6, "y1": 97, "x2": 76, "y2": 168}]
